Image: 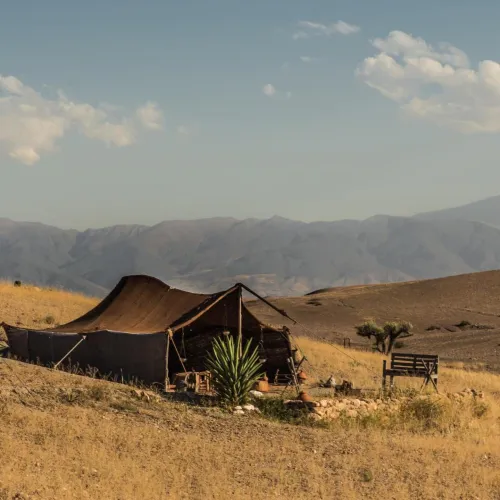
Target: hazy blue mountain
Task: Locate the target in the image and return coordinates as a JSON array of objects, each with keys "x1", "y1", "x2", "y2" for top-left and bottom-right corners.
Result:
[
  {"x1": 416, "y1": 195, "x2": 500, "y2": 227},
  {"x1": 1, "y1": 196, "x2": 500, "y2": 296}
]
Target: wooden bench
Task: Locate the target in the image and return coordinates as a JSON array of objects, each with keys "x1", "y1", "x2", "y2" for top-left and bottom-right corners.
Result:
[{"x1": 382, "y1": 353, "x2": 439, "y2": 392}]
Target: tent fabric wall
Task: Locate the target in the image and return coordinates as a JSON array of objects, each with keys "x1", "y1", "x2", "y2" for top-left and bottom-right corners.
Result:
[
  {"x1": 3, "y1": 326, "x2": 167, "y2": 385},
  {"x1": 3, "y1": 327, "x2": 29, "y2": 360},
  {"x1": 83, "y1": 332, "x2": 167, "y2": 385}
]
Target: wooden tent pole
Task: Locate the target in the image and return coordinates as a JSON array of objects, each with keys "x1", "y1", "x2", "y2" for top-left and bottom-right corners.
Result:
[
  {"x1": 237, "y1": 282, "x2": 297, "y2": 324},
  {"x1": 237, "y1": 285, "x2": 243, "y2": 358},
  {"x1": 165, "y1": 331, "x2": 171, "y2": 391}
]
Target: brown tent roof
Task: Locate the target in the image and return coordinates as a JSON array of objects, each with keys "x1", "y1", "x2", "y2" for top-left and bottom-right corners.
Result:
[{"x1": 19, "y1": 275, "x2": 263, "y2": 335}]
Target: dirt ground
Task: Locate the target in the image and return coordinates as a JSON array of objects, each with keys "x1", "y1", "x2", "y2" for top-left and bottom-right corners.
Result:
[{"x1": 247, "y1": 270, "x2": 500, "y2": 371}]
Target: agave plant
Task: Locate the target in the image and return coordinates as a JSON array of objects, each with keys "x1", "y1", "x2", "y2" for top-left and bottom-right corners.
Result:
[{"x1": 206, "y1": 335, "x2": 264, "y2": 407}]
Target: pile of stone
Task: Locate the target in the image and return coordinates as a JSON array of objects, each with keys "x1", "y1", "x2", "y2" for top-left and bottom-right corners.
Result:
[
  {"x1": 284, "y1": 397, "x2": 399, "y2": 420},
  {"x1": 283, "y1": 388, "x2": 485, "y2": 422},
  {"x1": 450, "y1": 387, "x2": 485, "y2": 400},
  {"x1": 233, "y1": 403, "x2": 260, "y2": 415}
]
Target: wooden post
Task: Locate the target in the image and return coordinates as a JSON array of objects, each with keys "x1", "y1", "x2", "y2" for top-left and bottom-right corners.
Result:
[
  {"x1": 237, "y1": 285, "x2": 243, "y2": 358},
  {"x1": 165, "y1": 331, "x2": 171, "y2": 391}
]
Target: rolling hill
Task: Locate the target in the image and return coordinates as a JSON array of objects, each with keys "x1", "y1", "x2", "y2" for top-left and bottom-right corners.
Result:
[{"x1": 247, "y1": 270, "x2": 500, "y2": 369}]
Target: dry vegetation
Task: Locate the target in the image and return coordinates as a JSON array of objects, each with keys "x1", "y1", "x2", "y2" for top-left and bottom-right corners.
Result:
[
  {"x1": 1, "y1": 280, "x2": 500, "y2": 499},
  {"x1": 0, "y1": 281, "x2": 97, "y2": 336}
]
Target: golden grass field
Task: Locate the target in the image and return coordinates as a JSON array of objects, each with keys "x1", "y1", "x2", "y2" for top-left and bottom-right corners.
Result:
[{"x1": 1, "y1": 279, "x2": 500, "y2": 499}]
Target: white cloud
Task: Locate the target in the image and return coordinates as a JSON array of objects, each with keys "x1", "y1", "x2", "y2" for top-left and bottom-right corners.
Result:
[
  {"x1": 0, "y1": 74, "x2": 165, "y2": 165},
  {"x1": 261, "y1": 84, "x2": 291, "y2": 100},
  {"x1": 292, "y1": 31, "x2": 308, "y2": 41},
  {"x1": 300, "y1": 56, "x2": 320, "y2": 64},
  {"x1": 136, "y1": 101, "x2": 164, "y2": 130},
  {"x1": 262, "y1": 84, "x2": 277, "y2": 97},
  {"x1": 294, "y1": 20, "x2": 360, "y2": 39},
  {"x1": 176, "y1": 125, "x2": 190, "y2": 135},
  {"x1": 357, "y1": 30, "x2": 500, "y2": 133}
]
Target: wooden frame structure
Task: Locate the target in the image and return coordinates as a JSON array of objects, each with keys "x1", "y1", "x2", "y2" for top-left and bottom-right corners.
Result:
[{"x1": 382, "y1": 352, "x2": 439, "y2": 392}]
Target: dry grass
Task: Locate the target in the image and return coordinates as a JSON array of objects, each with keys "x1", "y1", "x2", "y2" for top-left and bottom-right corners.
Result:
[
  {"x1": 296, "y1": 336, "x2": 500, "y2": 395},
  {"x1": 0, "y1": 281, "x2": 97, "y2": 338},
  {"x1": 2, "y1": 340, "x2": 500, "y2": 499},
  {"x1": 2, "y1": 282, "x2": 500, "y2": 499}
]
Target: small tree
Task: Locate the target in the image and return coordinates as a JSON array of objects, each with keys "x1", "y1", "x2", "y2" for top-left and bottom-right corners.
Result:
[
  {"x1": 355, "y1": 320, "x2": 413, "y2": 355},
  {"x1": 206, "y1": 335, "x2": 264, "y2": 407},
  {"x1": 384, "y1": 321, "x2": 413, "y2": 354}
]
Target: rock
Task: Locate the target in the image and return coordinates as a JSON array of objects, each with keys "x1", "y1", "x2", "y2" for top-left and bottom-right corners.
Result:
[
  {"x1": 249, "y1": 390, "x2": 263, "y2": 398},
  {"x1": 234, "y1": 406, "x2": 243, "y2": 411},
  {"x1": 336, "y1": 402, "x2": 346, "y2": 411},
  {"x1": 319, "y1": 399, "x2": 329, "y2": 408},
  {"x1": 309, "y1": 413, "x2": 323, "y2": 422},
  {"x1": 233, "y1": 409, "x2": 245, "y2": 415},
  {"x1": 327, "y1": 409, "x2": 340, "y2": 419},
  {"x1": 242, "y1": 404, "x2": 256, "y2": 412},
  {"x1": 346, "y1": 409, "x2": 358, "y2": 418},
  {"x1": 306, "y1": 401, "x2": 320, "y2": 408},
  {"x1": 352, "y1": 399, "x2": 361, "y2": 408}
]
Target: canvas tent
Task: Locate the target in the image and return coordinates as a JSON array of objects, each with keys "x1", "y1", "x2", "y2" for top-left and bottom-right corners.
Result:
[{"x1": 1, "y1": 275, "x2": 293, "y2": 386}]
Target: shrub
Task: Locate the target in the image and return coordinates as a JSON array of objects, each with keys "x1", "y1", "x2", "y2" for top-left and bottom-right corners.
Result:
[
  {"x1": 355, "y1": 320, "x2": 413, "y2": 354},
  {"x1": 426, "y1": 325, "x2": 441, "y2": 332},
  {"x1": 44, "y1": 315, "x2": 55, "y2": 325},
  {"x1": 470, "y1": 399, "x2": 489, "y2": 418},
  {"x1": 206, "y1": 335, "x2": 264, "y2": 407},
  {"x1": 399, "y1": 397, "x2": 452, "y2": 431},
  {"x1": 87, "y1": 384, "x2": 108, "y2": 402}
]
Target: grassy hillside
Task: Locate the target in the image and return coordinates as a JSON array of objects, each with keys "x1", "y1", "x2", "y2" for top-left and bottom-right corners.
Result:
[
  {"x1": 0, "y1": 281, "x2": 97, "y2": 335},
  {"x1": 2, "y1": 338, "x2": 500, "y2": 499},
  {"x1": 248, "y1": 270, "x2": 500, "y2": 370},
  {"x1": 2, "y1": 278, "x2": 500, "y2": 499}
]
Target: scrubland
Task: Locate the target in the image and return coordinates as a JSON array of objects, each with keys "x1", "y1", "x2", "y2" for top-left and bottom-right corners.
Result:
[{"x1": 1, "y1": 283, "x2": 500, "y2": 499}]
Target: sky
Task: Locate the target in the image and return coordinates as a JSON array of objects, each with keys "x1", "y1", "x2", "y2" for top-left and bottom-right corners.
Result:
[{"x1": 1, "y1": 0, "x2": 500, "y2": 229}]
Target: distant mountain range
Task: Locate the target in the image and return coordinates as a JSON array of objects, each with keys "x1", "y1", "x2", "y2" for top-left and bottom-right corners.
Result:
[{"x1": 2, "y1": 195, "x2": 500, "y2": 297}]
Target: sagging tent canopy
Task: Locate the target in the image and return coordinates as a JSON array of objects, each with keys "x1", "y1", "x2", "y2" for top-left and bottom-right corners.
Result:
[{"x1": 2, "y1": 275, "x2": 293, "y2": 385}]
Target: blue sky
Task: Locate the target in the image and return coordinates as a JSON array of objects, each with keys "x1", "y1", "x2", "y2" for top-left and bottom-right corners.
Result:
[{"x1": 1, "y1": 0, "x2": 500, "y2": 228}]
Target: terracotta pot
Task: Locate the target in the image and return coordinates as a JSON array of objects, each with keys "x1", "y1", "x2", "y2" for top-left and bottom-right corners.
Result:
[
  {"x1": 297, "y1": 370, "x2": 307, "y2": 381},
  {"x1": 299, "y1": 391, "x2": 312, "y2": 402},
  {"x1": 254, "y1": 379, "x2": 269, "y2": 392}
]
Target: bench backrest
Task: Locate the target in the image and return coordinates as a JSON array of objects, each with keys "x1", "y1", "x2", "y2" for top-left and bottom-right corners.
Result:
[{"x1": 390, "y1": 353, "x2": 438, "y2": 374}]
